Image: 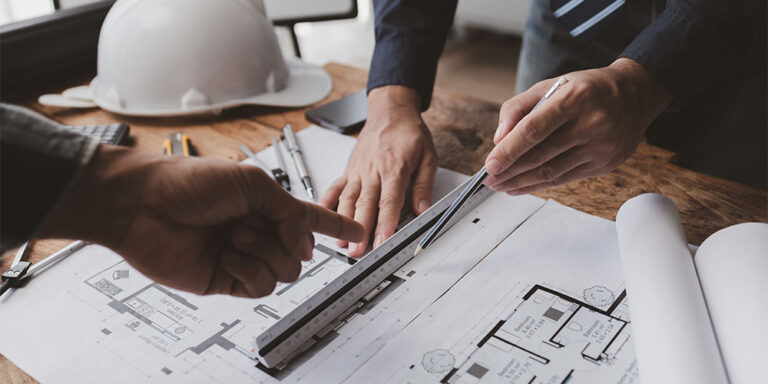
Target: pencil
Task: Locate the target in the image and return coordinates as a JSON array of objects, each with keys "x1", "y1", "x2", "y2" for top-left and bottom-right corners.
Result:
[{"x1": 415, "y1": 77, "x2": 568, "y2": 256}]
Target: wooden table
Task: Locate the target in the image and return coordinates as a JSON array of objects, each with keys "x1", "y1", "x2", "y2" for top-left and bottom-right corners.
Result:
[{"x1": 2, "y1": 63, "x2": 766, "y2": 383}]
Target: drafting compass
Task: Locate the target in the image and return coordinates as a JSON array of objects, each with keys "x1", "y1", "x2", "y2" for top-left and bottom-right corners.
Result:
[
  {"x1": 239, "y1": 142, "x2": 291, "y2": 191},
  {"x1": 0, "y1": 240, "x2": 86, "y2": 298}
]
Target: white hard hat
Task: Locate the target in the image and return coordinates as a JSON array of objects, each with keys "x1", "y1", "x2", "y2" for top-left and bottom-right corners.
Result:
[{"x1": 90, "y1": 0, "x2": 332, "y2": 116}]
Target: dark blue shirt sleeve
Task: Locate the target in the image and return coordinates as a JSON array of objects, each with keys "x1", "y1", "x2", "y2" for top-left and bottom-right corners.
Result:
[
  {"x1": 620, "y1": 0, "x2": 765, "y2": 110},
  {"x1": 367, "y1": 0, "x2": 458, "y2": 111},
  {"x1": 0, "y1": 103, "x2": 99, "y2": 251}
]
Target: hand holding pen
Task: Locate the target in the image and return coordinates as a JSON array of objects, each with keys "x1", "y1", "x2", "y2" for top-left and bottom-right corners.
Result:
[
  {"x1": 416, "y1": 77, "x2": 569, "y2": 256},
  {"x1": 484, "y1": 59, "x2": 671, "y2": 194}
]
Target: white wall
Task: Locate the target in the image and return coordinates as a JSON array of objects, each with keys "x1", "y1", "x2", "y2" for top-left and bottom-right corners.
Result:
[
  {"x1": 0, "y1": 0, "x2": 53, "y2": 25},
  {"x1": 455, "y1": 0, "x2": 531, "y2": 36},
  {"x1": 59, "y1": 0, "x2": 100, "y2": 7}
]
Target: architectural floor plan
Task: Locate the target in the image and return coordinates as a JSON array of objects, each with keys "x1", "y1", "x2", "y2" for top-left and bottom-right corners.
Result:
[
  {"x1": 0, "y1": 192, "x2": 545, "y2": 384},
  {"x1": 80, "y1": 238, "x2": 362, "y2": 380},
  {"x1": 443, "y1": 284, "x2": 634, "y2": 384},
  {"x1": 347, "y1": 201, "x2": 639, "y2": 384},
  {"x1": 0, "y1": 128, "x2": 644, "y2": 383},
  {"x1": 0, "y1": 198, "x2": 642, "y2": 384}
]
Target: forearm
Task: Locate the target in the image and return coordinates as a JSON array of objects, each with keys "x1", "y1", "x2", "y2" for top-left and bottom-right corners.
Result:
[
  {"x1": 368, "y1": 0, "x2": 458, "y2": 111},
  {"x1": 38, "y1": 145, "x2": 155, "y2": 249},
  {"x1": 619, "y1": 0, "x2": 765, "y2": 109},
  {"x1": 0, "y1": 104, "x2": 99, "y2": 251}
]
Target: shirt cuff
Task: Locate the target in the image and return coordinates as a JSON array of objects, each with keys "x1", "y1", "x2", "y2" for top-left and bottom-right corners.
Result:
[{"x1": 367, "y1": 38, "x2": 439, "y2": 111}]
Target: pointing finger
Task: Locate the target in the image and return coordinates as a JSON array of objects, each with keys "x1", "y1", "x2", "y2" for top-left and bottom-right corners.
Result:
[{"x1": 304, "y1": 202, "x2": 365, "y2": 244}]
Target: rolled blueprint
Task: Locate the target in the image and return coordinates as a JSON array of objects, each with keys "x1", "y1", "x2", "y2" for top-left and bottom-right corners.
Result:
[
  {"x1": 695, "y1": 223, "x2": 768, "y2": 384},
  {"x1": 616, "y1": 193, "x2": 728, "y2": 384}
]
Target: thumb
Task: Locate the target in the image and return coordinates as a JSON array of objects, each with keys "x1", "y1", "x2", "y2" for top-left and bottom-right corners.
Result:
[{"x1": 494, "y1": 79, "x2": 555, "y2": 144}]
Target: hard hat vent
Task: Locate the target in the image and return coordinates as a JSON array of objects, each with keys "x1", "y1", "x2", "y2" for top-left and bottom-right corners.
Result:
[
  {"x1": 265, "y1": 71, "x2": 278, "y2": 93},
  {"x1": 105, "y1": 87, "x2": 124, "y2": 109},
  {"x1": 181, "y1": 88, "x2": 210, "y2": 110}
]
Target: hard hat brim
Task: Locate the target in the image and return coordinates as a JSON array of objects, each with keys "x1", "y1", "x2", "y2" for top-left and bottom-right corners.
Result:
[
  {"x1": 90, "y1": 57, "x2": 332, "y2": 117},
  {"x1": 241, "y1": 57, "x2": 333, "y2": 108}
]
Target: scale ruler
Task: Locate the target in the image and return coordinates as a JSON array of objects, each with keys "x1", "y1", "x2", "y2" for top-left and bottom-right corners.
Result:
[{"x1": 252, "y1": 178, "x2": 494, "y2": 368}]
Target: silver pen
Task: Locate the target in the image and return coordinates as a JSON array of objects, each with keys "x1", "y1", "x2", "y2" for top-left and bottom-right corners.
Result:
[{"x1": 281, "y1": 124, "x2": 315, "y2": 200}]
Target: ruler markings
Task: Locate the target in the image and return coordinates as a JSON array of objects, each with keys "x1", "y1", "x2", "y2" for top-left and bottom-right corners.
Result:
[{"x1": 254, "y1": 181, "x2": 493, "y2": 367}]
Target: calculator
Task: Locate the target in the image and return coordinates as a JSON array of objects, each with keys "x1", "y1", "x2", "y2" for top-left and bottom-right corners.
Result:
[{"x1": 62, "y1": 123, "x2": 130, "y2": 145}]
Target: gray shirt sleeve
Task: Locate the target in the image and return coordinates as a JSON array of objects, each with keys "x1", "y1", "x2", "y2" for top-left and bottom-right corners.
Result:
[{"x1": 1, "y1": 103, "x2": 99, "y2": 251}]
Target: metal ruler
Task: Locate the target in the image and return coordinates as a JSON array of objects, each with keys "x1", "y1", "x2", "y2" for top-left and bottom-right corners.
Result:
[{"x1": 252, "y1": 179, "x2": 495, "y2": 368}]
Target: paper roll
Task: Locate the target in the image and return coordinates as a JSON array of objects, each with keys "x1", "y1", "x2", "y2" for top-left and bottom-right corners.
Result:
[
  {"x1": 616, "y1": 193, "x2": 728, "y2": 384},
  {"x1": 695, "y1": 222, "x2": 768, "y2": 384}
]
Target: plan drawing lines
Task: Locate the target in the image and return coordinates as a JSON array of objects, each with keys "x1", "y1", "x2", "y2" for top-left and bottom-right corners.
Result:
[{"x1": 442, "y1": 284, "x2": 634, "y2": 384}]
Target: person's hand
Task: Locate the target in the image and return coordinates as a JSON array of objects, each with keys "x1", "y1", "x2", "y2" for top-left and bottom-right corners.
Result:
[
  {"x1": 484, "y1": 58, "x2": 672, "y2": 194},
  {"x1": 40, "y1": 146, "x2": 364, "y2": 298},
  {"x1": 320, "y1": 86, "x2": 437, "y2": 258}
]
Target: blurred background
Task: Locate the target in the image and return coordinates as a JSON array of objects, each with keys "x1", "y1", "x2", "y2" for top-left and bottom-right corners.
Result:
[{"x1": 0, "y1": 0, "x2": 531, "y2": 104}]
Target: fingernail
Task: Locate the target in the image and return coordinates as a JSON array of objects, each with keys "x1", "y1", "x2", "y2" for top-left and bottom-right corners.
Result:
[
  {"x1": 493, "y1": 122, "x2": 505, "y2": 143},
  {"x1": 305, "y1": 239, "x2": 315, "y2": 260},
  {"x1": 374, "y1": 234, "x2": 385, "y2": 248},
  {"x1": 418, "y1": 200, "x2": 430, "y2": 213},
  {"x1": 349, "y1": 243, "x2": 362, "y2": 256},
  {"x1": 507, "y1": 190, "x2": 521, "y2": 196},
  {"x1": 486, "y1": 159, "x2": 502, "y2": 175},
  {"x1": 484, "y1": 175, "x2": 496, "y2": 186}
]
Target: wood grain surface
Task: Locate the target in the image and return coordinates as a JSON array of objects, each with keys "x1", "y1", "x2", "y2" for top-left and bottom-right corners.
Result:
[{"x1": 1, "y1": 63, "x2": 766, "y2": 383}]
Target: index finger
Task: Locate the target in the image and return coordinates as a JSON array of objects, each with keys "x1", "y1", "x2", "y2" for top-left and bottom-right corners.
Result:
[
  {"x1": 495, "y1": 80, "x2": 555, "y2": 144},
  {"x1": 485, "y1": 86, "x2": 571, "y2": 176},
  {"x1": 304, "y1": 202, "x2": 365, "y2": 243}
]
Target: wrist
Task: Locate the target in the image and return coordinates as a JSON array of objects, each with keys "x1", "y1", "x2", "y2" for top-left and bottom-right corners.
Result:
[
  {"x1": 368, "y1": 85, "x2": 421, "y2": 114},
  {"x1": 365, "y1": 85, "x2": 424, "y2": 133},
  {"x1": 38, "y1": 145, "x2": 155, "y2": 248},
  {"x1": 609, "y1": 58, "x2": 672, "y2": 116}
]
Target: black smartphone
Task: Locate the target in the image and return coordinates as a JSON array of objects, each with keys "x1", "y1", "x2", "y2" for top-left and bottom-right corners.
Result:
[{"x1": 305, "y1": 90, "x2": 367, "y2": 134}]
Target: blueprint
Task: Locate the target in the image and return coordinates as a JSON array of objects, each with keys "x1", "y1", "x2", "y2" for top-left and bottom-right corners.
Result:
[
  {"x1": 0, "y1": 195, "x2": 545, "y2": 384},
  {"x1": 0, "y1": 126, "x2": 647, "y2": 383},
  {"x1": 0, "y1": 126, "x2": 546, "y2": 383},
  {"x1": 347, "y1": 201, "x2": 640, "y2": 384}
]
